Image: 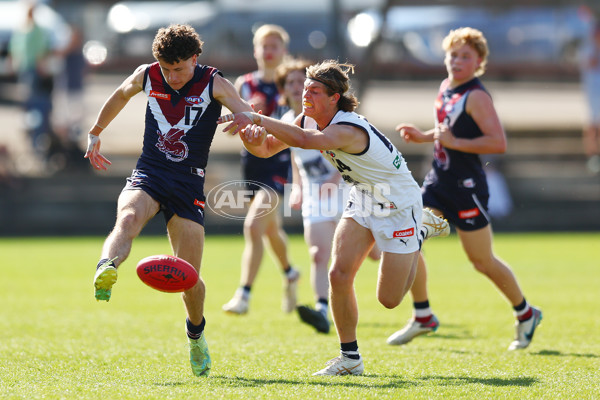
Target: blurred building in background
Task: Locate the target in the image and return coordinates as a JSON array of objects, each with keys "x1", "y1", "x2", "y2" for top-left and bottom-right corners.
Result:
[{"x1": 0, "y1": 0, "x2": 598, "y2": 235}]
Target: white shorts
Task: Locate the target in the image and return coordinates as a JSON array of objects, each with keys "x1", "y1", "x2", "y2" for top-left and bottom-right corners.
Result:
[
  {"x1": 342, "y1": 189, "x2": 423, "y2": 254},
  {"x1": 302, "y1": 182, "x2": 348, "y2": 227}
]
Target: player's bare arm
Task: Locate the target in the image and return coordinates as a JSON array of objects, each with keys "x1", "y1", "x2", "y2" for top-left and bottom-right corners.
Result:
[
  {"x1": 437, "y1": 89, "x2": 506, "y2": 154},
  {"x1": 395, "y1": 123, "x2": 435, "y2": 143},
  {"x1": 213, "y1": 74, "x2": 254, "y2": 114},
  {"x1": 219, "y1": 111, "x2": 367, "y2": 156},
  {"x1": 85, "y1": 64, "x2": 146, "y2": 170}
]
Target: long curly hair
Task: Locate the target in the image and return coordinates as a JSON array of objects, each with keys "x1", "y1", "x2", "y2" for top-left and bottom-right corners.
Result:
[{"x1": 306, "y1": 60, "x2": 358, "y2": 112}]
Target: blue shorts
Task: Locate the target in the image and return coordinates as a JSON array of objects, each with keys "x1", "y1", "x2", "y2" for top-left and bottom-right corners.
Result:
[
  {"x1": 123, "y1": 161, "x2": 206, "y2": 226},
  {"x1": 241, "y1": 149, "x2": 291, "y2": 195},
  {"x1": 422, "y1": 170, "x2": 490, "y2": 231}
]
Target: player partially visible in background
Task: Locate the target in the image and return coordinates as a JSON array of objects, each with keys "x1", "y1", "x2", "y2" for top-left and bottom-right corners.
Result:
[
  {"x1": 580, "y1": 18, "x2": 600, "y2": 174},
  {"x1": 222, "y1": 24, "x2": 299, "y2": 316},
  {"x1": 392, "y1": 27, "x2": 542, "y2": 350},
  {"x1": 86, "y1": 24, "x2": 254, "y2": 377}
]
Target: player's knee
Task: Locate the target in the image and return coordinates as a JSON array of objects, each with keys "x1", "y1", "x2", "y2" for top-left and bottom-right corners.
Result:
[
  {"x1": 469, "y1": 257, "x2": 493, "y2": 275},
  {"x1": 309, "y1": 245, "x2": 329, "y2": 267},
  {"x1": 116, "y1": 210, "x2": 143, "y2": 234},
  {"x1": 328, "y1": 267, "x2": 352, "y2": 289},
  {"x1": 378, "y1": 292, "x2": 402, "y2": 309},
  {"x1": 243, "y1": 218, "x2": 265, "y2": 240}
]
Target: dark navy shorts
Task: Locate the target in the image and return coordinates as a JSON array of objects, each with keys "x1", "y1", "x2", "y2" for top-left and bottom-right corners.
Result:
[
  {"x1": 123, "y1": 162, "x2": 206, "y2": 226},
  {"x1": 422, "y1": 171, "x2": 490, "y2": 231},
  {"x1": 241, "y1": 149, "x2": 291, "y2": 196}
]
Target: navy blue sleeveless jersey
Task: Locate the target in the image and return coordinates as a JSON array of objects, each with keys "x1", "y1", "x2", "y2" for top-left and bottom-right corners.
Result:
[
  {"x1": 432, "y1": 77, "x2": 486, "y2": 181},
  {"x1": 238, "y1": 71, "x2": 291, "y2": 194},
  {"x1": 121, "y1": 63, "x2": 223, "y2": 226},
  {"x1": 422, "y1": 77, "x2": 491, "y2": 230},
  {"x1": 138, "y1": 62, "x2": 222, "y2": 172}
]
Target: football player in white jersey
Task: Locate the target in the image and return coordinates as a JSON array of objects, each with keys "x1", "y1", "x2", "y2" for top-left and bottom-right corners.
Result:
[
  {"x1": 276, "y1": 59, "x2": 381, "y2": 335},
  {"x1": 219, "y1": 60, "x2": 449, "y2": 376}
]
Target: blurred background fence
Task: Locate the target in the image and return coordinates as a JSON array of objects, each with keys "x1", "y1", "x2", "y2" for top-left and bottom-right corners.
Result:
[{"x1": 0, "y1": 0, "x2": 599, "y2": 235}]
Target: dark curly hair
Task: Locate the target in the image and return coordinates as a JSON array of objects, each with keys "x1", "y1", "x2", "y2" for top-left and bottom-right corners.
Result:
[
  {"x1": 152, "y1": 24, "x2": 203, "y2": 64},
  {"x1": 306, "y1": 60, "x2": 358, "y2": 112}
]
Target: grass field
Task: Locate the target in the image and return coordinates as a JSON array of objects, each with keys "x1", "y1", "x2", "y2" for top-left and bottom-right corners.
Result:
[{"x1": 1, "y1": 233, "x2": 599, "y2": 399}]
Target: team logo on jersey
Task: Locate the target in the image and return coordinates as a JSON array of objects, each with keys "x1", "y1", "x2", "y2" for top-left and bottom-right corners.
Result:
[
  {"x1": 325, "y1": 150, "x2": 336, "y2": 158},
  {"x1": 149, "y1": 91, "x2": 171, "y2": 100},
  {"x1": 156, "y1": 127, "x2": 189, "y2": 162},
  {"x1": 433, "y1": 140, "x2": 449, "y2": 170},
  {"x1": 393, "y1": 155, "x2": 401, "y2": 169},
  {"x1": 185, "y1": 96, "x2": 204, "y2": 105}
]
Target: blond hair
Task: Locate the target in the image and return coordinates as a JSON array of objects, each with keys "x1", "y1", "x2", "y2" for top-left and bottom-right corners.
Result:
[
  {"x1": 306, "y1": 60, "x2": 358, "y2": 112},
  {"x1": 442, "y1": 27, "x2": 489, "y2": 76},
  {"x1": 275, "y1": 58, "x2": 312, "y2": 90},
  {"x1": 252, "y1": 24, "x2": 289, "y2": 48}
]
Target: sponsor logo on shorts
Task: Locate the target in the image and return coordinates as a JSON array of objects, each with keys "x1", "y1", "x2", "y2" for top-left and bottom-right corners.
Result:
[
  {"x1": 462, "y1": 178, "x2": 475, "y2": 188},
  {"x1": 393, "y1": 228, "x2": 414, "y2": 238},
  {"x1": 459, "y1": 207, "x2": 480, "y2": 219},
  {"x1": 149, "y1": 91, "x2": 171, "y2": 100},
  {"x1": 194, "y1": 199, "x2": 205, "y2": 208}
]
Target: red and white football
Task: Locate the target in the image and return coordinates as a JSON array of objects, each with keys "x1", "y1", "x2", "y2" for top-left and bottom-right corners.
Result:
[{"x1": 136, "y1": 255, "x2": 198, "y2": 293}]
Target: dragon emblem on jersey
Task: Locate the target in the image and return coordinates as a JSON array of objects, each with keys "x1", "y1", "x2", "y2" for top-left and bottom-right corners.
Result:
[
  {"x1": 433, "y1": 140, "x2": 449, "y2": 170},
  {"x1": 156, "y1": 127, "x2": 189, "y2": 162}
]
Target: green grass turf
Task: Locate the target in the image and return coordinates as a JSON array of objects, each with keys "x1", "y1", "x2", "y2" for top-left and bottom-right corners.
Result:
[{"x1": 0, "y1": 232, "x2": 599, "y2": 399}]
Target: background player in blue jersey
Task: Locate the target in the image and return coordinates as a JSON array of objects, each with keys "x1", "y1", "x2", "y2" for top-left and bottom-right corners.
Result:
[
  {"x1": 393, "y1": 27, "x2": 542, "y2": 351},
  {"x1": 85, "y1": 24, "x2": 254, "y2": 377},
  {"x1": 223, "y1": 24, "x2": 300, "y2": 315}
]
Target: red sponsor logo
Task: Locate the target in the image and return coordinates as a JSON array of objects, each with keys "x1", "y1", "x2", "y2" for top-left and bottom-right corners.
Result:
[
  {"x1": 459, "y1": 208, "x2": 480, "y2": 219},
  {"x1": 194, "y1": 199, "x2": 205, "y2": 208},
  {"x1": 149, "y1": 91, "x2": 171, "y2": 100},
  {"x1": 393, "y1": 228, "x2": 414, "y2": 238}
]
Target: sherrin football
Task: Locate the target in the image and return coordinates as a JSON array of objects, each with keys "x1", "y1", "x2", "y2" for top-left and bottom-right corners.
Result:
[{"x1": 136, "y1": 255, "x2": 198, "y2": 293}]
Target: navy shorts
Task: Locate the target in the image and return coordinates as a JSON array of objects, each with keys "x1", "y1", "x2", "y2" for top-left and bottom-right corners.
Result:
[
  {"x1": 422, "y1": 171, "x2": 490, "y2": 231},
  {"x1": 123, "y1": 162, "x2": 206, "y2": 226},
  {"x1": 241, "y1": 149, "x2": 291, "y2": 195}
]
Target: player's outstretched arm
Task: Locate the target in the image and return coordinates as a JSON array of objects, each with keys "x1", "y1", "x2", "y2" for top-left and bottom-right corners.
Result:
[{"x1": 84, "y1": 65, "x2": 145, "y2": 170}]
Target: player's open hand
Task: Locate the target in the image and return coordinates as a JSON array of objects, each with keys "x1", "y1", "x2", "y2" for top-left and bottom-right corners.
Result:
[
  {"x1": 240, "y1": 124, "x2": 267, "y2": 146},
  {"x1": 396, "y1": 123, "x2": 424, "y2": 143},
  {"x1": 84, "y1": 133, "x2": 112, "y2": 170},
  {"x1": 218, "y1": 112, "x2": 258, "y2": 136}
]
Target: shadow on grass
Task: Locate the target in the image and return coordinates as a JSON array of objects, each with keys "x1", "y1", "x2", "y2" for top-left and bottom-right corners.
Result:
[
  {"x1": 418, "y1": 375, "x2": 538, "y2": 387},
  {"x1": 157, "y1": 374, "x2": 537, "y2": 389},
  {"x1": 362, "y1": 322, "x2": 474, "y2": 341},
  {"x1": 532, "y1": 349, "x2": 599, "y2": 358},
  {"x1": 182, "y1": 375, "x2": 418, "y2": 389}
]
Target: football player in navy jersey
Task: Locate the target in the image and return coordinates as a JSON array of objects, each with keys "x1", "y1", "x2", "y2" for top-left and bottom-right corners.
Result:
[
  {"x1": 222, "y1": 24, "x2": 300, "y2": 316},
  {"x1": 393, "y1": 27, "x2": 542, "y2": 351},
  {"x1": 218, "y1": 59, "x2": 449, "y2": 376},
  {"x1": 85, "y1": 24, "x2": 254, "y2": 377}
]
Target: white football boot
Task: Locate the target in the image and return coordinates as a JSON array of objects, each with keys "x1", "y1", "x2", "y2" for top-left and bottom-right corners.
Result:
[
  {"x1": 313, "y1": 353, "x2": 364, "y2": 376},
  {"x1": 422, "y1": 208, "x2": 450, "y2": 239},
  {"x1": 508, "y1": 307, "x2": 543, "y2": 350},
  {"x1": 387, "y1": 315, "x2": 440, "y2": 345},
  {"x1": 222, "y1": 288, "x2": 249, "y2": 314}
]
